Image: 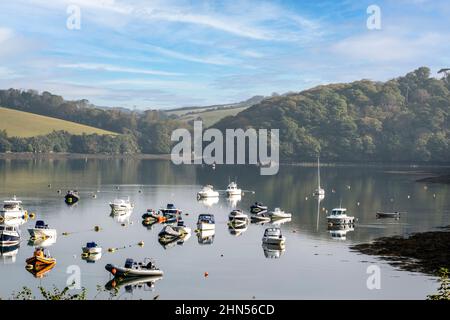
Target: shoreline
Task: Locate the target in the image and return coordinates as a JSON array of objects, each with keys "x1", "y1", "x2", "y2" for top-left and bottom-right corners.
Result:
[{"x1": 0, "y1": 152, "x2": 172, "y2": 160}]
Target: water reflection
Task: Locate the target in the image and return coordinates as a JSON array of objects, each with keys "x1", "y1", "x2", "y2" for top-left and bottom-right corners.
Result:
[
  {"x1": 197, "y1": 229, "x2": 215, "y2": 245},
  {"x1": 0, "y1": 244, "x2": 20, "y2": 264},
  {"x1": 262, "y1": 243, "x2": 285, "y2": 259},
  {"x1": 105, "y1": 275, "x2": 163, "y2": 294},
  {"x1": 197, "y1": 197, "x2": 219, "y2": 208},
  {"x1": 226, "y1": 194, "x2": 241, "y2": 208},
  {"x1": 28, "y1": 237, "x2": 56, "y2": 248},
  {"x1": 327, "y1": 224, "x2": 355, "y2": 240}
]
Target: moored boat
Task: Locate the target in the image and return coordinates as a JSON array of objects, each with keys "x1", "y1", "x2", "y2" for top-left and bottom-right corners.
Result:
[
  {"x1": 228, "y1": 209, "x2": 249, "y2": 226},
  {"x1": 250, "y1": 202, "x2": 268, "y2": 214},
  {"x1": 326, "y1": 207, "x2": 355, "y2": 225},
  {"x1": 64, "y1": 190, "x2": 80, "y2": 205},
  {"x1": 82, "y1": 242, "x2": 102, "y2": 255},
  {"x1": 25, "y1": 248, "x2": 56, "y2": 273},
  {"x1": 269, "y1": 208, "x2": 292, "y2": 219},
  {"x1": 28, "y1": 220, "x2": 57, "y2": 240},
  {"x1": 226, "y1": 181, "x2": 242, "y2": 196},
  {"x1": 105, "y1": 258, "x2": 163, "y2": 278},
  {"x1": 262, "y1": 227, "x2": 286, "y2": 247},
  {"x1": 110, "y1": 197, "x2": 134, "y2": 214},
  {"x1": 160, "y1": 203, "x2": 182, "y2": 216},
  {"x1": 197, "y1": 185, "x2": 219, "y2": 199},
  {"x1": 0, "y1": 196, "x2": 27, "y2": 221},
  {"x1": 376, "y1": 211, "x2": 402, "y2": 219},
  {"x1": 0, "y1": 224, "x2": 21, "y2": 247},
  {"x1": 197, "y1": 214, "x2": 215, "y2": 231}
]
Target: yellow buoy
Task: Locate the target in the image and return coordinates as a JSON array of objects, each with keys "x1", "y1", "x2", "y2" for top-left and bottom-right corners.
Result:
[
  {"x1": 108, "y1": 248, "x2": 116, "y2": 253},
  {"x1": 94, "y1": 226, "x2": 100, "y2": 232},
  {"x1": 62, "y1": 232, "x2": 69, "y2": 236},
  {"x1": 29, "y1": 212, "x2": 36, "y2": 219},
  {"x1": 138, "y1": 241, "x2": 144, "y2": 247},
  {"x1": 81, "y1": 252, "x2": 89, "y2": 258}
]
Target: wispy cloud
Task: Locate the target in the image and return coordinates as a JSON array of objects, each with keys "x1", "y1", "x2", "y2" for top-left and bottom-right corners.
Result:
[{"x1": 58, "y1": 63, "x2": 183, "y2": 76}]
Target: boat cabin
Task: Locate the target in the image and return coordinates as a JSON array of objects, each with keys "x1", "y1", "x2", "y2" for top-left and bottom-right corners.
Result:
[
  {"x1": 264, "y1": 228, "x2": 282, "y2": 238},
  {"x1": 198, "y1": 214, "x2": 215, "y2": 224},
  {"x1": 2, "y1": 198, "x2": 22, "y2": 210},
  {"x1": 35, "y1": 220, "x2": 49, "y2": 229},
  {"x1": 330, "y1": 208, "x2": 347, "y2": 216},
  {"x1": 86, "y1": 242, "x2": 98, "y2": 248}
]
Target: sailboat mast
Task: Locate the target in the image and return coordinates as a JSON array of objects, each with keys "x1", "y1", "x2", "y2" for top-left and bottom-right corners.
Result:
[{"x1": 317, "y1": 157, "x2": 321, "y2": 189}]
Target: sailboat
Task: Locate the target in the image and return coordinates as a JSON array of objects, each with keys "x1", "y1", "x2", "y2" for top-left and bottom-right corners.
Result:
[{"x1": 313, "y1": 157, "x2": 325, "y2": 197}]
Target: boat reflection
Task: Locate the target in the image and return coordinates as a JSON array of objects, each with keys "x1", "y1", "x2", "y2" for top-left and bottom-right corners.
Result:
[
  {"x1": 105, "y1": 275, "x2": 163, "y2": 293},
  {"x1": 197, "y1": 197, "x2": 219, "y2": 208},
  {"x1": 270, "y1": 217, "x2": 291, "y2": 226},
  {"x1": 227, "y1": 223, "x2": 248, "y2": 237},
  {"x1": 110, "y1": 210, "x2": 132, "y2": 225},
  {"x1": 28, "y1": 236, "x2": 57, "y2": 248},
  {"x1": 327, "y1": 224, "x2": 354, "y2": 240},
  {"x1": 226, "y1": 194, "x2": 241, "y2": 208},
  {"x1": 0, "y1": 244, "x2": 20, "y2": 264},
  {"x1": 82, "y1": 252, "x2": 102, "y2": 263},
  {"x1": 197, "y1": 229, "x2": 215, "y2": 245},
  {"x1": 262, "y1": 243, "x2": 285, "y2": 259}
]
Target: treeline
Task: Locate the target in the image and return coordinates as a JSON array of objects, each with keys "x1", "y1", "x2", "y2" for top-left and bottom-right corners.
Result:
[
  {"x1": 214, "y1": 67, "x2": 450, "y2": 162},
  {"x1": 0, "y1": 89, "x2": 187, "y2": 154},
  {"x1": 0, "y1": 130, "x2": 139, "y2": 154}
]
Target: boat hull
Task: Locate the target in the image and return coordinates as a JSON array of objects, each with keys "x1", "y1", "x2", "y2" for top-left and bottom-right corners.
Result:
[
  {"x1": 327, "y1": 216, "x2": 355, "y2": 225},
  {"x1": 376, "y1": 212, "x2": 400, "y2": 218},
  {"x1": 262, "y1": 237, "x2": 286, "y2": 247},
  {"x1": 28, "y1": 228, "x2": 57, "y2": 240},
  {"x1": 0, "y1": 209, "x2": 26, "y2": 220},
  {"x1": 197, "y1": 222, "x2": 215, "y2": 231},
  {"x1": 0, "y1": 231, "x2": 20, "y2": 246}
]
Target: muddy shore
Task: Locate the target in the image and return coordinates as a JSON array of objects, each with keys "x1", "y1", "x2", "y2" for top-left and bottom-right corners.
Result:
[{"x1": 351, "y1": 226, "x2": 450, "y2": 276}]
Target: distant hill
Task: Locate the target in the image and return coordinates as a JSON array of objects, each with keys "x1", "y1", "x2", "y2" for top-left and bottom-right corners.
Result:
[
  {"x1": 214, "y1": 67, "x2": 450, "y2": 162},
  {"x1": 0, "y1": 106, "x2": 117, "y2": 137},
  {"x1": 164, "y1": 95, "x2": 266, "y2": 126}
]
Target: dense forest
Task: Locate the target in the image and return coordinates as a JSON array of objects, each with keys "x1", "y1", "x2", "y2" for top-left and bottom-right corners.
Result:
[
  {"x1": 214, "y1": 67, "x2": 450, "y2": 162},
  {"x1": 0, "y1": 67, "x2": 449, "y2": 161}
]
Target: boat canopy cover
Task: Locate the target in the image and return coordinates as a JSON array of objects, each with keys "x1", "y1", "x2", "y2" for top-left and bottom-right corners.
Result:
[
  {"x1": 86, "y1": 242, "x2": 97, "y2": 248},
  {"x1": 125, "y1": 258, "x2": 134, "y2": 268},
  {"x1": 198, "y1": 214, "x2": 215, "y2": 223},
  {"x1": 35, "y1": 220, "x2": 46, "y2": 228},
  {"x1": 167, "y1": 204, "x2": 175, "y2": 209}
]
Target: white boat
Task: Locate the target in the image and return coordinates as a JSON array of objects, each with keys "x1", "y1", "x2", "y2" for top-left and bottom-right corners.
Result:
[
  {"x1": 262, "y1": 228, "x2": 286, "y2": 247},
  {"x1": 0, "y1": 224, "x2": 21, "y2": 246},
  {"x1": 313, "y1": 157, "x2": 325, "y2": 197},
  {"x1": 110, "y1": 197, "x2": 134, "y2": 214},
  {"x1": 82, "y1": 242, "x2": 102, "y2": 255},
  {"x1": 28, "y1": 220, "x2": 57, "y2": 240},
  {"x1": 269, "y1": 208, "x2": 292, "y2": 219},
  {"x1": 105, "y1": 258, "x2": 163, "y2": 278},
  {"x1": 326, "y1": 208, "x2": 355, "y2": 225},
  {"x1": 197, "y1": 185, "x2": 219, "y2": 199},
  {"x1": 226, "y1": 181, "x2": 242, "y2": 196},
  {"x1": 197, "y1": 229, "x2": 215, "y2": 245},
  {"x1": 197, "y1": 214, "x2": 215, "y2": 231},
  {"x1": 0, "y1": 196, "x2": 27, "y2": 221},
  {"x1": 228, "y1": 209, "x2": 249, "y2": 226}
]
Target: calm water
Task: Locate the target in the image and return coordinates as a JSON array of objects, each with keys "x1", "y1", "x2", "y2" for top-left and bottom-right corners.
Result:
[{"x1": 0, "y1": 159, "x2": 449, "y2": 300}]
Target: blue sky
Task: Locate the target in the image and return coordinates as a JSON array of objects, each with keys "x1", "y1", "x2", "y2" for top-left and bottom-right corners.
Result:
[{"x1": 0, "y1": 0, "x2": 449, "y2": 109}]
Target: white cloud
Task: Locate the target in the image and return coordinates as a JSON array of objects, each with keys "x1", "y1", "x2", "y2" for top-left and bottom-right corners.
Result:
[
  {"x1": 0, "y1": 27, "x2": 13, "y2": 43},
  {"x1": 58, "y1": 63, "x2": 182, "y2": 76}
]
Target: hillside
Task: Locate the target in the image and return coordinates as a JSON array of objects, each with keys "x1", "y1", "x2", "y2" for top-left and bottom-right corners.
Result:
[
  {"x1": 214, "y1": 67, "x2": 450, "y2": 162},
  {"x1": 0, "y1": 107, "x2": 117, "y2": 137},
  {"x1": 164, "y1": 95, "x2": 265, "y2": 126}
]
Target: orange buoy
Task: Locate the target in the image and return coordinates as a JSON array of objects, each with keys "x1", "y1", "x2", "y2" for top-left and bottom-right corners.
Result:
[
  {"x1": 204, "y1": 272, "x2": 209, "y2": 278},
  {"x1": 112, "y1": 268, "x2": 117, "y2": 275}
]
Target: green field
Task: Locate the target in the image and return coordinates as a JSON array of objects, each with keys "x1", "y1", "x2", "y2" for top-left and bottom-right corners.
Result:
[
  {"x1": 0, "y1": 107, "x2": 117, "y2": 137},
  {"x1": 168, "y1": 106, "x2": 248, "y2": 127}
]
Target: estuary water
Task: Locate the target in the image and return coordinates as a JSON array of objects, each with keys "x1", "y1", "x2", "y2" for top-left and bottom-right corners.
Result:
[{"x1": 0, "y1": 159, "x2": 449, "y2": 300}]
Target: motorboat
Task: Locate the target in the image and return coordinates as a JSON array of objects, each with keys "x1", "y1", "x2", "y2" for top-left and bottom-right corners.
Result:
[
  {"x1": 110, "y1": 197, "x2": 134, "y2": 214},
  {"x1": 105, "y1": 275, "x2": 162, "y2": 293},
  {"x1": 197, "y1": 214, "x2": 215, "y2": 231},
  {"x1": 226, "y1": 181, "x2": 242, "y2": 196},
  {"x1": 25, "y1": 248, "x2": 56, "y2": 274},
  {"x1": 270, "y1": 217, "x2": 291, "y2": 226},
  {"x1": 64, "y1": 190, "x2": 80, "y2": 205},
  {"x1": 250, "y1": 202, "x2": 268, "y2": 214},
  {"x1": 105, "y1": 258, "x2": 163, "y2": 277},
  {"x1": 0, "y1": 224, "x2": 21, "y2": 247},
  {"x1": 197, "y1": 185, "x2": 219, "y2": 199},
  {"x1": 328, "y1": 224, "x2": 354, "y2": 240},
  {"x1": 197, "y1": 229, "x2": 215, "y2": 245},
  {"x1": 262, "y1": 228, "x2": 286, "y2": 247},
  {"x1": 0, "y1": 196, "x2": 27, "y2": 220},
  {"x1": 160, "y1": 203, "x2": 182, "y2": 216},
  {"x1": 376, "y1": 211, "x2": 402, "y2": 219},
  {"x1": 28, "y1": 220, "x2": 57, "y2": 240},
  {"x1": 262, "y1": 243, "x2": 285, "y2": 259},
  {"x1": 269, "y1": 208, "x2": 292, "y2": 219},
  {"x1": 313, "y1": 157, "x2": 325, "y2": 197},
  {"x1": 228, "y1": 209, "x2": 249, "y2": 226},
  {"x1": 327, "y1": 207, "x2": 355, "y2": 225},
  {"x1": 158, "y1": 220, "x2": 191, "y2": 244},
  {"x1": 82, "y1": 242, "x2": 102, "y2": 256}
]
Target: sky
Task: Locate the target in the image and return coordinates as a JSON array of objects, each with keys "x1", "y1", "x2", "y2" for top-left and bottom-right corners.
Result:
[{"x1": 0, "y1": 0, "x2": 449, "y2": 109}]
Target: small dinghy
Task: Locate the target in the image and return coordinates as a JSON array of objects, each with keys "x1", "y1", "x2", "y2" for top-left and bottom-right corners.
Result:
[
  {"x1": 262, "y1": 227, "x2": 286, "y2": 247},
  {"x1": 250, "y1": 202, "x2": 268, "y2": 214},
  {"x1": 82, "y1": 242, "x2": 102, "y2": 256},
  {"x1": 105, "y1": 258, "x2": 163, "y2": 278},
  {"x1": 64, "y1": 190, "x2": 80, "y2": 205},
  {"x1": 28, "y1": 220, "x2": 57, "y2": 240},
  {"x1": 376, "y1": 211, "x2": 401, "y2": 219},
  {"x1": 158, "y1": 220, "x2": 191, "y2": 244},
  {"x1": 269, "y1": 208, "x2": 292, "y2": 219}
]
